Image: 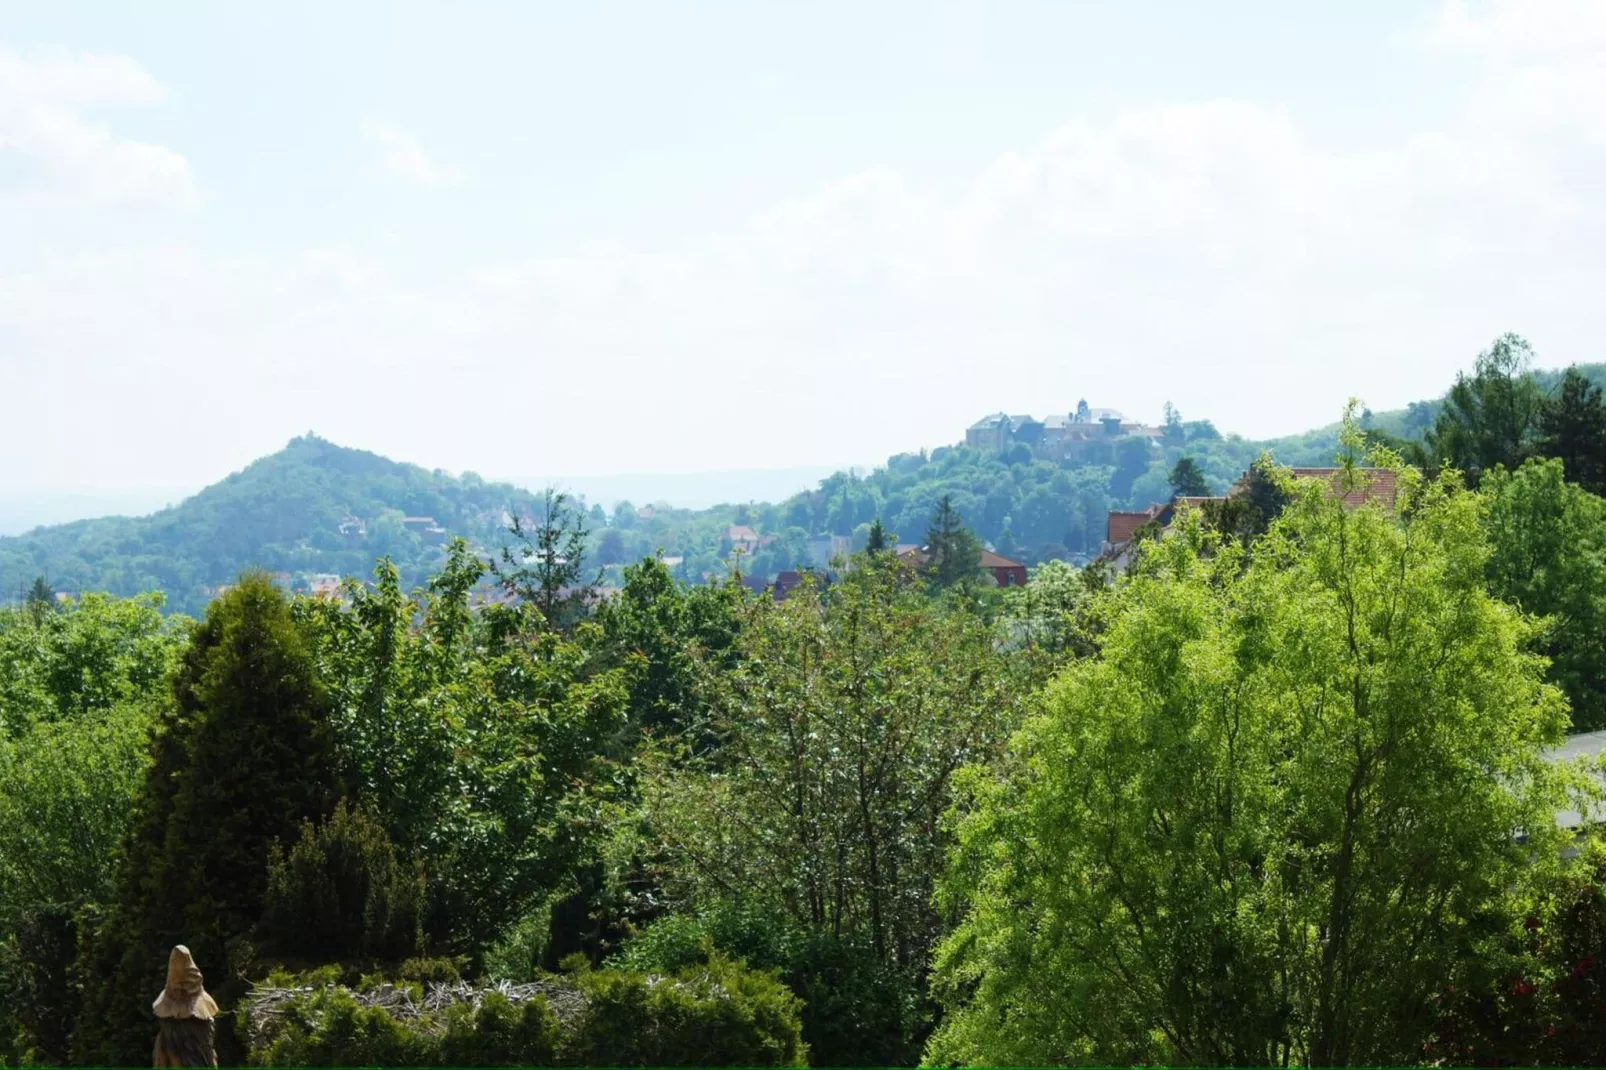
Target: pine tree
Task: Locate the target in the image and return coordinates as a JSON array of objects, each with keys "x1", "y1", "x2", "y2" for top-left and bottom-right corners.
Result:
[
  {"x1": 1538, "y1": 367, "x2": 1606, "y2": 495},
  {"x1": 23, "y1": 575, "x2": 55, "y2": 626},
  {"x1": 923, "y1": 496, "x2": 982, "y2": 588},
  {"x1": 1168, "y1": 457, "x2": 1210, "y2": 498},
  {"x1": 72, "y1": 574, "x2": 340, "y2": 1065},
  {"x1": 492, "y1": 488, "x2": 597, "y2": 633},
  {"x1": 866, "y1": 518, "x2": 889, "y2": 554}
]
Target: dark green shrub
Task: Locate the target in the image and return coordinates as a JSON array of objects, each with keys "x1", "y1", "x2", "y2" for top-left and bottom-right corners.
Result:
[
  {"x1": 440, "y1": 991, "x2": 560, "y2": 1066},
  {"x1": 261, "y1": 800, "x2": 426, "y2": 964},
  {"x1": 567, "y1": 956, "x2": 805, "y2": 1067},
  {"x1": 617, "y1": 904, "x2": 923, "y2": 1065},
  {"x1": 248, "y1": 986, "x2": 435, "y2": 1067}
]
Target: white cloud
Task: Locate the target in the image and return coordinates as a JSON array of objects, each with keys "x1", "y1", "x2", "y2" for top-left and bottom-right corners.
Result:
[
  {"x1": 0, "y1": 48, "x2": 193, "y2": 206},
  {"x1": 362, "y1": 119, "x2": 458, "y2": 186},
  {"x1": 3, "y1": 1, "x2": 1606, "y2": 490},
  {"x1": 1429, "y1": 0, "x2": 1606, "y2": 62}
]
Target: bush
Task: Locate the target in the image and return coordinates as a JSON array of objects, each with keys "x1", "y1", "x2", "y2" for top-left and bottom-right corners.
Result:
[
  {"x1": 242, "y1": 957, "x2": 805, "y2": 1067},
  {"x1": 260, "y1": 800, "x2": 426, "y2": 964},
  {"x1": 616, "y1": 904, "x2": 922, "y2": 1066},
  {"x1": 567, "y1": 956, "x2": 805, "y2": 1067},
  {"x1": 440, "y1": 992, "x2": 560, "y2": 1066},
  {"x1": 249, "y1": 986, "x2": 436, "y2": 1067}
]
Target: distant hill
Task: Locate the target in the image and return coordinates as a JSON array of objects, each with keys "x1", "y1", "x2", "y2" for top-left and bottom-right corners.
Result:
[
  {"x1": 7, "y1": 363, "x2": 1603, "y2": 608},
  {"x1": 0, "y1": 435, "x2": 543, "y2": 616}
]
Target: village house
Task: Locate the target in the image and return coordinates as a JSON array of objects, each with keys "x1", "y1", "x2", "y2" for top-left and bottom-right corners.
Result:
[
  {"x1": 896, "y1": 545, "x2": 1029, "y2": 587},
  {"x1": 401, "y1": 516, "x2": 448, "y2": 544},
  {"x1": 743, "y1": 568, "x2": 829, "y2": 602},
  {"x1": 724, "y1": 524, "x2": 761, "y2": 556},
  {"x1": 805, "y1": 534, "x2": 855, "y2": 569}
]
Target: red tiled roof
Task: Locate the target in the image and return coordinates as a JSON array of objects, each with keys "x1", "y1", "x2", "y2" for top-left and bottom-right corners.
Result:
[
  {"x1": 898, "y1": 546, "x2": 1024, "y2": 571},
  {"x1": 726, "y1": 525, "x2": 759, "y2": 542},
  {"x1": 1107, "y1": 509, "x2": 1158, "y2": 546}
]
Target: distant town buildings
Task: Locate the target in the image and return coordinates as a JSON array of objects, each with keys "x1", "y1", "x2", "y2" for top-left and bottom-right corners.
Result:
[
  {"x1": 402, "y1": 516, "x2": 448, "y2": 544},
  {"x1": 725, "y1": 524, "x2": 761, "y2": 556},
  {"x1": 965, "y1": 400, "x2": 1165, "y2": 461}
]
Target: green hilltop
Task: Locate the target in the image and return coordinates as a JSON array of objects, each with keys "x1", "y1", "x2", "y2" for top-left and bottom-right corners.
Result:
[{"x1": 0, "y1": 435, "x2": 544, "y2": 616}]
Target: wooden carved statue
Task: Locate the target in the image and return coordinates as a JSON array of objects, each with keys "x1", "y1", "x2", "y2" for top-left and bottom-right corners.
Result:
[{"x1": 152, "y1": 945, "x2": 218, "y2": 1067}]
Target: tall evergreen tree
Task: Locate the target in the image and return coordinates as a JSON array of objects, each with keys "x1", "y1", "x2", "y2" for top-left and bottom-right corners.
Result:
[
  {"x1": 1538, "y1": 366, "x2": 1606, "y2": 495},
  {"x1": 72, "y1": 574, "x2": 340, "y2": 1065},
  {"x1": 923, "y1": 496, "x2": 982, "y2": 588},
  {"x1": 23, "y1": 575, "x2": 55, "y2": 626},
  {"x1": 1168, "y1": 457, "x2": 1210, "y2": 498},
  {"x1": 865, "y1": 518, "x2": 890, "y2": 554}
]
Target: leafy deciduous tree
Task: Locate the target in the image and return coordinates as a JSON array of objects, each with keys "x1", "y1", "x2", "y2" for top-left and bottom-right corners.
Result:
[
  {"x1": 930, "y1": 442, "x2": 1581, "y2": 1067},
  {"x1": 1427, "y1": 333, "x2": 1544, "y2": 484},
  {"x1": 1482, "y1": 458, "x2": 1606, "y2": 731}
]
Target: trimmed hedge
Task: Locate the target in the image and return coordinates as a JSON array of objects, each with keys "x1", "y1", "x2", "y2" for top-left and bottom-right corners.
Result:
[{"x1": 242, "y1": 956, "x2": 806, "y2": 1067}]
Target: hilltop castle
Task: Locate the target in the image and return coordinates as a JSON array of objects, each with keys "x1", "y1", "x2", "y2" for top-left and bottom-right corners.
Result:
[{"x1": 964, "y1": 400, "x2": 1164, "y2": 462}]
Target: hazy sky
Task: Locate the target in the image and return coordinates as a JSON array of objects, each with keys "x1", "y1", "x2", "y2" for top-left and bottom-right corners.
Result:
[{"x1": 3, "y1": 0, "x2": 1604, "y2": 494}]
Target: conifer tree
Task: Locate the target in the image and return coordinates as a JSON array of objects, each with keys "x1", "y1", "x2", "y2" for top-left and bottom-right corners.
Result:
[
  {"x1": 923, "y1": 496, "x2": 982, "y2": 588},
  {"x1": 1538, "y1": 366, "x2": 1606, "y2": 495},
  {"x1": 1167, "y1": 457, "x2": 1210, "y2": 498},
  {"x1": 866, "y1": 518, "x2": 889, "y2": 554},
  {"x1": 1427, "y1": 333, "x2": 1544, "y2": 484},
  {"x1": 492, "y1": 488, "x2": 597, "y2": 633},
  {"x1": 72, "y1": 573, "x2": 340, "y2": 1065}
]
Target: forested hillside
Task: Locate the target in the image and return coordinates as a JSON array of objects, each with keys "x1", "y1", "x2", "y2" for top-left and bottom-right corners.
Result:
[
  {"x1": 4, "y1": 359, "x2": 1603, "y2": 613},
  {"x1": 0, "y1": 436, "x2": 545, "y2": 615}
]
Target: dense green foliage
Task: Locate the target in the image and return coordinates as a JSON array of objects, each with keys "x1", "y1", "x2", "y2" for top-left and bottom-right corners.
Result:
[
  {"x1": 0, "y1": 593, "x2": 183, "y2": 1065},
  {"x1": 292, "y1": 544, "x2": 633, "y2": 960},
  {"x1": 1483, "y1": 458, "x2": 1606, "y2": 731},
  {"x1": 15, "y1": 340, "x2": 1606, "y2": 1067},
  {"x1": 260, "y1": 801, "x2": 427, "y2": 965},
  {"x1": 927, "y1": 447, "x2": 1583, "y2": 1066},
  {"x1": 614, "y1": 555, "x2": 1022, "y2": 1063}
]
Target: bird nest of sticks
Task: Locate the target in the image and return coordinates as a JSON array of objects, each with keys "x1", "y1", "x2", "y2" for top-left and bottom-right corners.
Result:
[{"x1": 240, "y1": 977, "x2": 590, "y2": 1049}]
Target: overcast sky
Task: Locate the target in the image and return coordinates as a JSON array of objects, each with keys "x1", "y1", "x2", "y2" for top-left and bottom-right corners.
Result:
[{"x1": 3, "y1": 0, "x2": 1604, "y2": 497}]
